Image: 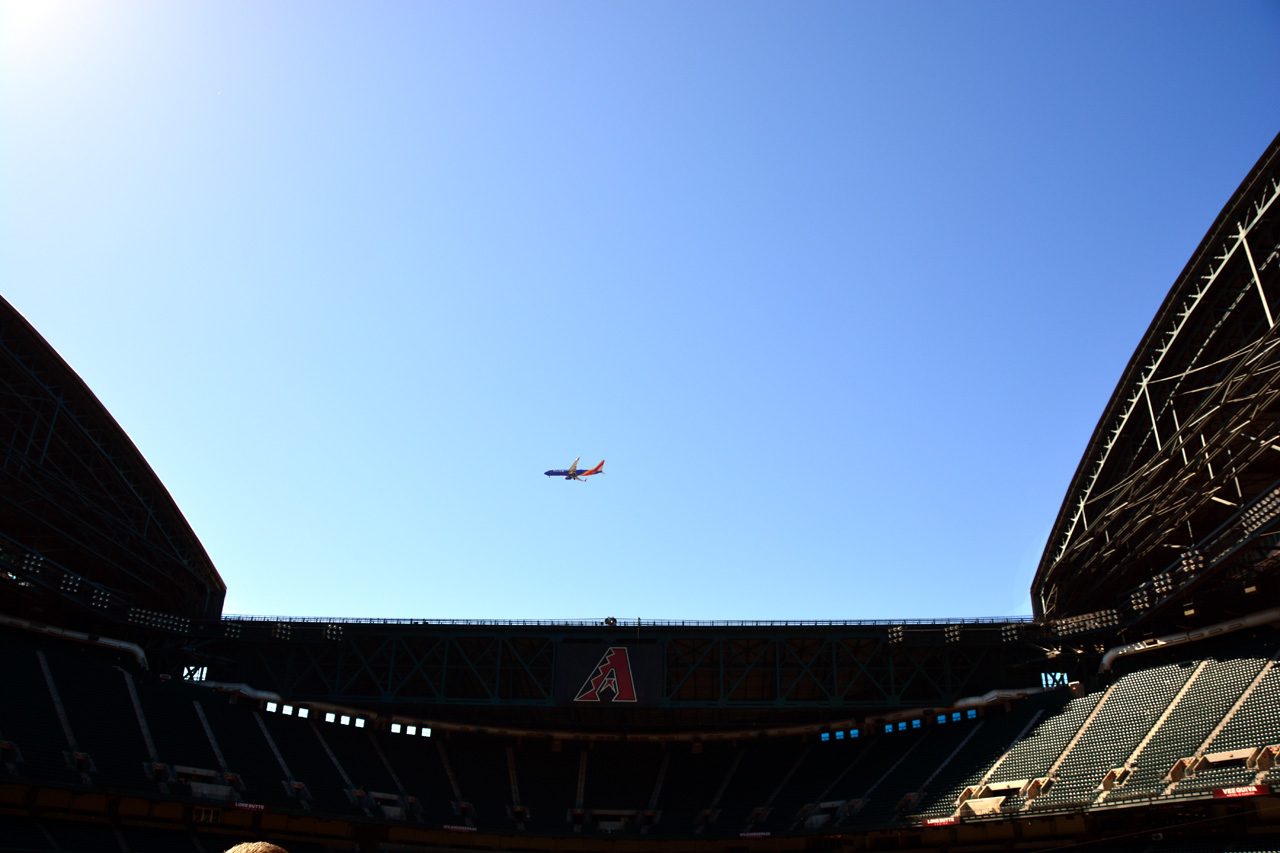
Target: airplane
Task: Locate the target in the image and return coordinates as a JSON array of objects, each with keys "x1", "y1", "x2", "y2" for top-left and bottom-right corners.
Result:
[{"x1": 544, "y1": 456, "x2": 605, "y2": 481}]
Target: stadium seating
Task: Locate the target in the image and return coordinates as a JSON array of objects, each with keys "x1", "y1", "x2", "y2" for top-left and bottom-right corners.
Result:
[
  {"x1": 256, "y1": 713, "x2": 358, "y2": 816},
  {"x1": 1109, "y1": 654, "x2": 1271, "y2": 802},
  {"x1": 705, "y1": 737, "x2": 799, "y2": 834},
  {"x1": 192, "y1": 694, "x2": 296, "y2": 809},
  {"x1": 443, "y1": 732, "x2": 515, "y2": 830},
  {"x1": 511, "y1": 737, "x2": 588, "y2": 833},
  {"x1": 40, "y1": 649, "x2": 154, "y2": 791},
  {"x1": 910, "y1": 693, "x2": 1050, "y2": 817},
  {"x1": 1030, "y1": 661, "x2": 1194, "y2": 810},
  {"x1": 133, "y1": 676, "x2": 224, "y2": 773},
  {"x1": 380, "y1": 728, "x2": 460, "y2": 826},
  {"x1": 7, "y1": 627, "x2": 1280, "y2": 849},
  {"x1": 315, "y1": 720, "x2": 402, "y2": 810},
  {"x1": 588, "y1": 739, "x2": 663, "y2": 808},
  {"x1": 754, "y1": 734, "x2": 859, "y2": 832},
  {"x1": 646, "y1": 739, "x2": 736, "y2": 835},
  {"x1": 0, "y1": 645, "x2": 81, "y2": 786},
  {"x1": 1174, "y1": 661, "x2": 1280, "y2": 796}
]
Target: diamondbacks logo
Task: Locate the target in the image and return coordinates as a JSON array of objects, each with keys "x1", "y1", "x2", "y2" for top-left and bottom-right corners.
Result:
[{"x1": 574, "y1": 646, "x2": 637, "y2": 703}]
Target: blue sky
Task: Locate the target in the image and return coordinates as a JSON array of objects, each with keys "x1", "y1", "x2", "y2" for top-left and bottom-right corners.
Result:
[{"x1": 2, "y1": 1, "x2": 1278, "y2": 621}]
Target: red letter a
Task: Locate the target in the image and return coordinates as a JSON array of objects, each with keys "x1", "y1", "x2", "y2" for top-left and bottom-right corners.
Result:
[{"x1": 574, "y1": 647, "x2": 638, "y2": 703}]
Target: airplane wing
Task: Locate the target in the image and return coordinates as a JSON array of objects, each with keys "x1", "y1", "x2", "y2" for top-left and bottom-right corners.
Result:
[{"x1": 567, "y1": 456, "x2": 580, "y2": 476}]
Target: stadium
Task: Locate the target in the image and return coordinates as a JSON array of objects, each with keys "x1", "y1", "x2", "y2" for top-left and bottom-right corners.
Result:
[{"x1": 2, "y1": 130, "x2": 1280, "y2": 853}]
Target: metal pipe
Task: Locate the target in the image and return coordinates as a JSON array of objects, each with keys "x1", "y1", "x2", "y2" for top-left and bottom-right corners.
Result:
[
  {"x1": 195, "y1": 681, "x2": 282, "y2": 702},
  {"x1": 0, "y1": 613, "x2": 148, "y2": 670},
  {"x1": 1099, "y1": 606, "x2": 1280, "y2": 673}
]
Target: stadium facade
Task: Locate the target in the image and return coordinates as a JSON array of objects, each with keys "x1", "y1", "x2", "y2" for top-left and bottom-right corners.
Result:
[{"x1": 3, "y1": 131, "x2": 1280, "y2": 852}]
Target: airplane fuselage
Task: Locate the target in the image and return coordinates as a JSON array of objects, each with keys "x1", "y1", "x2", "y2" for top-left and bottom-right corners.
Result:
[{"x1": 544, "y1": 459, "x2": 605, "y2": 480}]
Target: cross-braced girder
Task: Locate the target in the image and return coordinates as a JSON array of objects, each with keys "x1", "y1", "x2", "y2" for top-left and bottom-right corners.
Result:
[
  {"x1": 199, "y1": 619, "x2": 1043, "y2": 731},
  {"x1": 0, "y1": 298, "x2": 224, "y2": 625},
  {"x1": 1036, "y1": 132, "x2": 1280, "y2": 631}
]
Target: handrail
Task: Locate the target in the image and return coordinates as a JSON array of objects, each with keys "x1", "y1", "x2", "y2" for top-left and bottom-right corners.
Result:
[
  {"x1": 1098, "y1": 606, "x2": 1280, "y2": 672},
  {"x1": 0, "y1": 613, "x2": 149, "y2": 670},
  {"x1": 221, "y1": 614, "x2": 1035, "y2": 628}
]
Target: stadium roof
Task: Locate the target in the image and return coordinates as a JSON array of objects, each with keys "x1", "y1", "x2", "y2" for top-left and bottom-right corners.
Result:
[
  {"x1": 0, "y1": 296, "x2": 225, "y2": 625},
  {"x1": 1034, "y1": 131, "x2": 1280, "y2": 635}
]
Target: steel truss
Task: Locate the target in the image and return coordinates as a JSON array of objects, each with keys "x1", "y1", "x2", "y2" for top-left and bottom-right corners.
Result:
[
  {"x1": 196, "y1": 619, "x2": 1043, "y2": 729},
  {"x1": 1036, "y1": 133, "x2": 1280, "y2": 631},
  {"x1": 0, "y1": 298, "x2": 224, "y2": 623}
]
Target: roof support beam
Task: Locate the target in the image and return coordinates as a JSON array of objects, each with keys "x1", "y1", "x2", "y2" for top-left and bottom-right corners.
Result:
[{"x1": 1241, "y1": 228, "x2": 1273, "y2": 329}]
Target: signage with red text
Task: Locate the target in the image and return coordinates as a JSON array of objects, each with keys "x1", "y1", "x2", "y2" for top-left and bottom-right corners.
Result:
[{"x1": 1213, "y1": 785, "x2": 1271, "y2": 799}]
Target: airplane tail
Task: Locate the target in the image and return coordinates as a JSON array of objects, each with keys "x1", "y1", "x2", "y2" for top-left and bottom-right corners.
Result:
[{"x1": 584, "y1": 460, "x2": 605, "y2": 477}]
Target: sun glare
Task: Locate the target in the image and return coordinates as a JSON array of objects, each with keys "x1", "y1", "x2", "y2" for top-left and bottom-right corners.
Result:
[{"x1": 1, "y1": 0, "x2": 108, "y2": 73}]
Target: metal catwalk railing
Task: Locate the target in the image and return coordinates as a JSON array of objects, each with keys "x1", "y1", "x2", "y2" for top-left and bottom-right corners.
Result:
[{"x1": 220, "y1": 614, "x2": 1036, "y2": 628}]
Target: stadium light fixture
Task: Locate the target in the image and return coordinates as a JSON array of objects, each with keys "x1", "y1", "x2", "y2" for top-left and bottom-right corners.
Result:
[
  {"x1": 298, "y1": 708, "x2": 309, "y2": 719},
  {"x1": 355, "y1": 718, "x2": 365, "y2": 729},
  {"x1": 422, "y1": 727, "x2": 431, "y2": 737},
  {"x1": 340, "y1": 715, "x2": 351, "y2": 726},
  {"x1": 325, "y1": 712, "x2": 336, "y2": 723},
  {"x1": 820, "y1": 732, "x2": 830, "y2": 742},
  {"x1": 406, "y1": 725, "x2": 417, "y2": 736},
  {"x1": 265, "y1": 702, "x2": 277, "y2": 713},
  {"x1": 282, "y1": 705, "x2": 293, "y2": 716},
  {"x1": 391, "y1": 724, "x2": 401, "y2": 734}
]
